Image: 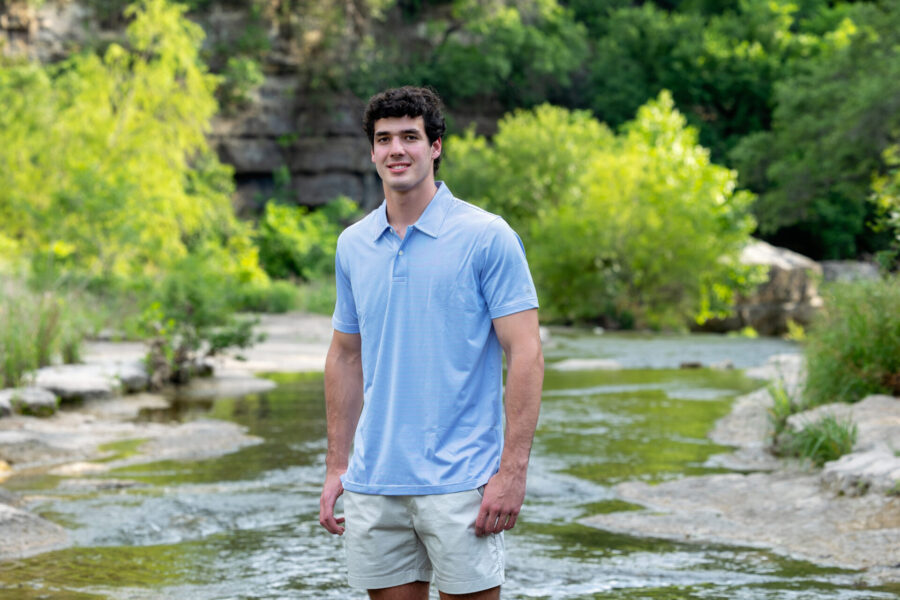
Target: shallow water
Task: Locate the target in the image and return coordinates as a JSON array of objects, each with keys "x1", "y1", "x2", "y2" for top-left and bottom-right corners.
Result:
[{"x1": 1, "y1": 332, "x2": 898, "y2": 599}]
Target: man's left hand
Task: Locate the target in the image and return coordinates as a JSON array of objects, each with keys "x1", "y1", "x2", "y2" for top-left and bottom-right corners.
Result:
[{"x1": 474, "y1": 470, "x2": 526, "y2": 536}]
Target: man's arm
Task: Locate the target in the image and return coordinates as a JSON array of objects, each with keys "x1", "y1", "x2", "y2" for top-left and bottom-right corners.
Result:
[
  {"x1": 475, "y1": 308, "x2": 544, "y2": 537},
  {"x1": 319, "y1": 330, "x2": 363, "y2": 535}
]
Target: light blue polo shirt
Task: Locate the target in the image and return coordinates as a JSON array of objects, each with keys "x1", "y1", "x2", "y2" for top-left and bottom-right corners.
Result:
[{"x1": 332, "y1": 182, "x2": 538, "y2": 495}]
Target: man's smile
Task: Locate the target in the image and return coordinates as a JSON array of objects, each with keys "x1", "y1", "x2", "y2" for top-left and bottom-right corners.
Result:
[{"x1": 387, "y1": 162, "x2": 411, "y2": 173}]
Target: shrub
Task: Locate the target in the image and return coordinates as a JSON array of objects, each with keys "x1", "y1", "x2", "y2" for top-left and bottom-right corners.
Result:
[
  {"x1": 137, "y1": 251, "x2": 264, "y2": 388},
  {"x1": 234, "y1": 280, "x2": 300, "y2": 314},
  {"x1": 767, "y1": 379, "x2": 802, "y2": 439},
  {"x1": 0, "y1": 283, "x2": 94, "y2": 388},
  {"x1": 255, "y1": 197, "x2": 359, "y2": 282},
  {"x1": 776, "y1": 415, "x2": 858, "y2": 467},
  {"x1": 804, "y1": 276, "x2": 900, "y2": 406},
  {"x1": 218, "y1": 56, "x2": 265, "y2": 113}
]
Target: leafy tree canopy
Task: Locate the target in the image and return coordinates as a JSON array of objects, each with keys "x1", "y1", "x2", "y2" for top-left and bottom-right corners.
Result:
[
  {"x1": 0, "y1": 0, "x2": 264, "y2": 288},
  {"x1": 730, "y1": 1, "x2": 900, "y2": 259},
  {"x1": 445, "y1": 93, "x2": 761, "y2": 328}
]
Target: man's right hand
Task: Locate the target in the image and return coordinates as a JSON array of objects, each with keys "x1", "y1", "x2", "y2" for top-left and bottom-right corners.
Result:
[{"x1": 319, "y1": 472, "x2": 346, "y2": 535}]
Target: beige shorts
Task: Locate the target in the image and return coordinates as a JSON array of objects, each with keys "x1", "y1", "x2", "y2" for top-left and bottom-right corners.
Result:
[{"x1": 343, "y1": 487, "x2": 505, "y2": 594}]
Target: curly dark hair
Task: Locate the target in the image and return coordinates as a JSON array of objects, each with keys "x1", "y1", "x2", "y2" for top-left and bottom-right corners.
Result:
[{"x1": 363, "y1": 86, "x2": 447, "y2": 174}]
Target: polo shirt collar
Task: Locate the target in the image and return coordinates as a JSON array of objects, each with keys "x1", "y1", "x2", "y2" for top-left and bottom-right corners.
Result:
[{"x1": 370, "y1": 181, "x2": 454, "y2": 242}]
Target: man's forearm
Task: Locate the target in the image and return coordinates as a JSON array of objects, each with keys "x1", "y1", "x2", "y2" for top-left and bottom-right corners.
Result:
[
  {"x1": 324, "y1": 340, "x2": 363, "y2": 475},
  {"x1": 498, "y1": 341, "x2": 544, "y2": 476}
]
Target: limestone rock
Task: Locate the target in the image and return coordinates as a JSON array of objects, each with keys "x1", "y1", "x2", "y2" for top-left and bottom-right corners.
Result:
[
  {"x1": 698, "y1": 240, "x2": 823, "y2": 335},
  {"x1": 215, "y1": 136, "x2": 286, "y2": 173},
  {"x1": 0, "y1": 485, "x2": 17, "y2": 506},
  {"x1": 0, "y1": 503, "x2": 68, "y2": 560},
  {"x1": 788, "y1": 395, "x2": 900, "y2": 495},
  {"x1": 0, "y1": 429, "x2": 89, "y2": 466},
  {"x1": 822, "y1": 448, "x2": 900, "y2": 495},
  {"x1": 787, "y1": 395, "x2": 900, "y2": 450},
  {"x1": 290, "y1": 137, "x2": 372, "y2": 173},
  {"x1": 296, "y1": 95, "x2": 367, "y2": 137},
  {"x1": 0, "y1": 387, "x2": 59, "y2": 417},
  {"x1": 32, "y1": 361, "x2": 149, "y2": 402},
  {"x1": 292, "y1": 172, "x2": 365, "y2": 206},
  {"x1": 584, "y1": 472, "x2": 900, "y2": 575},
  {"x1": 0, "y1": 395, "x2": 10, "y2": 418},
  {"x1": 34, "y1": 365, "x2": 117, "y2": 401}
]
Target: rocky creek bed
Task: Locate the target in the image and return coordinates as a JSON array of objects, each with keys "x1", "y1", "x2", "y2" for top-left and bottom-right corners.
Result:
[
  {"x1": 0, "y1": 312, "x2": 332, "y2": 560},
  {"x1": 585, "y1": 354, "x2": 900, "y2": 585},
  {"x1": 2, "y1": 316, "x2": 899, "y2": 586}
]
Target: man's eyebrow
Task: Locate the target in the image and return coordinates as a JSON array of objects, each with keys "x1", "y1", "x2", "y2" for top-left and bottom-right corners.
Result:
[{"x1": 375, "y1": 128, "x2": 423, "y2": 137}]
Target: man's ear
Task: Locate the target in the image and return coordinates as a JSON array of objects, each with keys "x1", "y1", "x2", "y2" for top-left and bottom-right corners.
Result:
[
  {"x1": 371, "y1": 145, "x2": 376, "y2": 163},
  {"x1": 432, "y1": 137, "x2": 442, "y2": 159}
]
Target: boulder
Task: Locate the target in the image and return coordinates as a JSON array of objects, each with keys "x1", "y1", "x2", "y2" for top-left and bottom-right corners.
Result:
[
  {"x1": 0, "y1": 387, "x2": 58, "y2": 417},
  {"x1": 698, "y1": 240, "x2": 823, "y2": 335}
]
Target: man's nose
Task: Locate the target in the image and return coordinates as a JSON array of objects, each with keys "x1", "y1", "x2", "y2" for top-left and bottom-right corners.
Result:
[{"x1": 389, "y1": 136, "x2": 405, "y2": 154}]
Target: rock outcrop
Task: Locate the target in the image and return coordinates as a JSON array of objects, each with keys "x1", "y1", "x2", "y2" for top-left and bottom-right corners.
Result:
[{"x1": 699, "y1": 240, "x2": 824, "y2": 335}]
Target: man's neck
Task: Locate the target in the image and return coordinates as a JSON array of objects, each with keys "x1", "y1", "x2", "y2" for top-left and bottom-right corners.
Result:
[{"x1": 384, "y1": 181, "x2": 439, "y2": 240}]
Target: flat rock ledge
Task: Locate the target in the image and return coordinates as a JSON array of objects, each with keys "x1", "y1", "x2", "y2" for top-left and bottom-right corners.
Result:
[
  {"x1": 586, "y1": 353, "x2": 900, "y2": 584},
  {"x1": 0, "y1": 503, "x2": 68, "y2": 561},
  {"x1": 583, "y1": 472, "x2": 900, "y2": 582}
]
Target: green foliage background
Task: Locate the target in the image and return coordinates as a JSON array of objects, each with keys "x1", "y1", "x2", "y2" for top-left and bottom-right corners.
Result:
[
  {"x1": 1, "y1": 0, "x2": 899, "y2": 366},
  {"x1": 444, "y1": 95, "x2": 762, "y2": 328},
  {"x1": 338, "y1": 0, "x2": 900, "y2": 263}
]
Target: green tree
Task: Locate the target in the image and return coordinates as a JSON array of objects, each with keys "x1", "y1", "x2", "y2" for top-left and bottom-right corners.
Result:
[
  {"x1": 730, "y1": 2, "x2": 900, "y2": 259},
  {"x1": 0, "y1": 0, "x2": 263, "y2": 287},
  {"x1": 351, "y1": 0, "x2": 588, "y2": 108},
  {"x1": 585, "y1": 0, "x2": 821, "y2": 160}
]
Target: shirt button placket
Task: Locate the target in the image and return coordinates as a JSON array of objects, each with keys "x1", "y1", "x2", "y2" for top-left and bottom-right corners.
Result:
[{"x1": 393, "y1": 241, "x2": 409, "y2": 281}]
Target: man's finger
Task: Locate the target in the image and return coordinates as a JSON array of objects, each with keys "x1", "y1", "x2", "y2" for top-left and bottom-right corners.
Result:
[{"x1": 474, "y1": 506, "x2": 488, "y2": 536}]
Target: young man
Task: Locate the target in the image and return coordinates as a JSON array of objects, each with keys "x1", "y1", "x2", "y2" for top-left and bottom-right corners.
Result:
[{"x1": 319, "y1": 86, "x2": 544, "y2": 600}]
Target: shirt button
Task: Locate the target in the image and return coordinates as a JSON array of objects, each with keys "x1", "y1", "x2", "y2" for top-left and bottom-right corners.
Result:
[{"x1": 398, "y1": 250, "x2": 404, "y2": 256}]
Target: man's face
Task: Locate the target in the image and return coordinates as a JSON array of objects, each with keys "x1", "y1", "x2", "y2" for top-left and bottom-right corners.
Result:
[{"x1": 370, "y1": 115, "x2": 441, "y2": 194}]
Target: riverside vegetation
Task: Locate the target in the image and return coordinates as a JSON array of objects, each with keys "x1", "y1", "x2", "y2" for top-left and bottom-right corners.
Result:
[{"x1": 767, "y1": 276, "x2": 899, "y2": 467}]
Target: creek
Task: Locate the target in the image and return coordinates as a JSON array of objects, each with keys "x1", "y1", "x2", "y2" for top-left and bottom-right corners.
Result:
[{"x1": 1, "y1": 330, "x2": 898, "y2": 599}]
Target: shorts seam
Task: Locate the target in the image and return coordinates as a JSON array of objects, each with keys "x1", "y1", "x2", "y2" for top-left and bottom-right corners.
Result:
[
  {"x1": 347, "y1": 568, "x2": 432, "y2": 591},
  {"x1": 435, "y1": 572, "x2": 506, "y2": 595}
]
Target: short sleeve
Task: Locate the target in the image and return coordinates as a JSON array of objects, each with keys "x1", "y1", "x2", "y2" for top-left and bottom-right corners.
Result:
[
  {"x1": 479, "y1": 218, "x2": 539, "y2": 319},
  {"x1": 332, "y1": 234, "x2": 360, "y2": 334}
]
